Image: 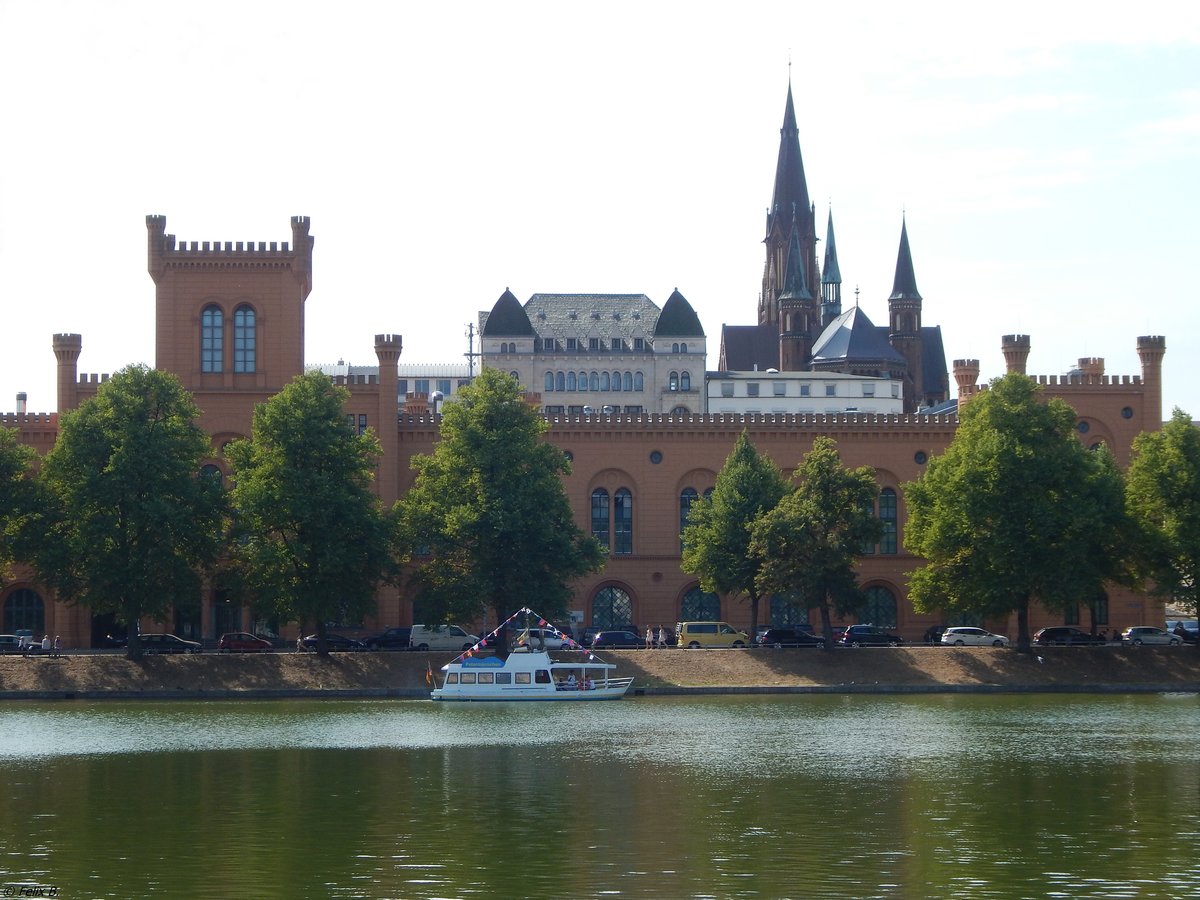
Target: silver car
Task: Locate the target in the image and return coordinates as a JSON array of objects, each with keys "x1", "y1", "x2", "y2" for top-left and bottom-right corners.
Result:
[
  {"x1": 940, "y1": 627, "x2": 1010, "y2": 647},
  {"x1": 1121, "y1": 626, "x2": 1182, "y2": 646}
]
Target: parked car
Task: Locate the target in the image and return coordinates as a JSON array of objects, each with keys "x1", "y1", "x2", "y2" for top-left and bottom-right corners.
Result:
[
  {"x1": 217, "y1": 632, "x2": 274, "y2": 652},
  {"x1": 839, "y1": 625, "x2": 904, "y2": 647},
  {"x1": 138, "y1": 633, "x2": 202, "y2": 654},
  {"x1": 1121, "y1": 626, "x2": 1182, "y2": 646},
  {"x1": 409, "y1": 625, "x2": 479, "y2": 652},
  {"x1": 1032, "y1": 627, "x2": 1108, "y2": 646},
  {"x1": 675, "y1": 621, "x2": 751, "y2": 649},
  {"x1": 515, "y1": 627, "x2": 573, "y2": 650},
  {"x1": 590, "y1": 630, "x2": 644, "y2": 649},
  {"x1": 940, "y1": 627, "x2": 1010, "y2": 648},
  {"x1": 0, "y1": 634, "x2": 23, "y2": 653},
  {"x1": 1165, "y1": 621, "x2": 1199, "y2": 644},
  {"x1": 301, "y1": 633, "x2": 367, "y2": 652},
  {"x1": 756, "y1": 628, "x2": 824, "y2": 648},
  {"x1": 363, "y1": 627, "x2": 412, "y2": 650}
]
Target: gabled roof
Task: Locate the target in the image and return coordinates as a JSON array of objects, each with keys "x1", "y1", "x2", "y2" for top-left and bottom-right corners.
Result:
[
  {"x1": 654, "y1": 288, "x2": 705, "y2": 337},
  {"x1": 481, "y1": 288, "x2": 536, "y2": 336},
  {"x1": 719, "y1": 323, "x2": 778, "y2": 372},
  {"x1": 812, "y1": 306, "x2": 905, "y2": 365}
]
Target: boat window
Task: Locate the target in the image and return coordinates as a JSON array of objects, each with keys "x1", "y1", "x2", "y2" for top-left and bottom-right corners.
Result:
[
  {"x1": 535, "y1": 670, "x2": 552, "y2": 684},
  {"x1": 446, "y1": 673, "x2": 459, "y2": 684},
  {"x1": 460, "y1": 673, "x2": 477, "y2": 684},
  {"x1": 495, "y1": 673, "x2": 512, "y2": 684},
  {"x1": 478, "y1": 672, "x2": 495, "y2": 684},
  {"x1": 516, "y1": 673, "x2": 531, "y2": 684}
]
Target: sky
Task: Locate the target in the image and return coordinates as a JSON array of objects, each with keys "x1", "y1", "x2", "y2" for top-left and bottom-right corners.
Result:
[{"x1": 2, "y1": 1, "x2": 1198, "y2": 419}]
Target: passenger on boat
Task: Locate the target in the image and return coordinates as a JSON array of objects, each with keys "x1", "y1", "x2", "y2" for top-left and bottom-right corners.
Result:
[{"x1": 566, "y1": 673, "x2": 577, "y2": 690}]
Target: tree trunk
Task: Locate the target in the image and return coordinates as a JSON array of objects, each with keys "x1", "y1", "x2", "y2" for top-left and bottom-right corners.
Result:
[
  {"x1": 819, "y1": 599, "x2": 834, "y2": 649},
  {"x1": 1016, "y1": 596, "x2": 1031, "y2": 653},
  {"x1": 748, "y1": 592, "x2": 761, "y2": 642},
  {"x1": 314, "y1": 620, "x2": 329, "y2": 656},
  {"x1": 124, "y1": 605, "x2": 142, "y2": 661}
]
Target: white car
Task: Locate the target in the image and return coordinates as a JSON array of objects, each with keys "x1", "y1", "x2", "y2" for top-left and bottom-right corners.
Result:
[
  {"x1": 515, "y1": 627, "x2": 574, "y2": 651},
  {"x1": 940, "y1": 627, "x2": 1010, "y2": 647},
  {"x1": 1121, "y1": 626, "x2": 1182, "y2": 646}
]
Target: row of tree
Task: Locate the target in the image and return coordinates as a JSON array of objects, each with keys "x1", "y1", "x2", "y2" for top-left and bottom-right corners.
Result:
[
  {"x1": 682, "y1": 375, "x2": 1200, "y2": 652},
  {"x1": 0, "y1": 367, "x2": 604, "y2": 658},
  {"x1": 2, "y1": 367, "x2": 1197, "y2": 658}
]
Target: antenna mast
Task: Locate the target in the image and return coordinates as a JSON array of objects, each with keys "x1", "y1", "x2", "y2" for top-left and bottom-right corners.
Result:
[{"x1": 464, "y1": 322, "x2": 481, "y2": 379}]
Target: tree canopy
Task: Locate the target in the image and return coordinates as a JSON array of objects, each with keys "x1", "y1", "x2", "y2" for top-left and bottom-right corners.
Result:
[
  {"x1": 904, "y1": 373, "x2": 1133, "y2": 650},
  {"x1": 0, "y1": 427, "x2": 38, "y2": 582},
  {"x1": 749, "y1": 436, "x2": 882, "y2": 644},
  {"x1": 681, "y1": 431, "x2": 790, "y2": 635},
  {"x1": 1126, "y1": 408, "x2": 1200, "y2": 642},
  {"x1": 396, "y1": 368, "x2": 605, "y2": 625},
  {"x1": 226, "y1": 371, "x2": 394, "y2": 654},
  {"x1": 26, "y1": 366, "x2": 225, "y2": 658}
]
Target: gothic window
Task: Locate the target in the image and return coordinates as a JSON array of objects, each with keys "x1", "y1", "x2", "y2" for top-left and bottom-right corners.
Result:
[
  {"x1": 680, "y1": 586, "x2": 720, "y2": 621},
  {"x1": 879, "y1": 488, "x2": 898, "y2": 554},
  {"x1": 510, "y1": 371, "x2": 519, "y2": 382},
  {"x1": 233, "y1": 305, "x2": 256, "y2": 373},
  {"x1": 591, "y1": 489, "x2": 610, "y2": 547},
  {"x1": 614, "y1": 488, "x2": 633, "y2": 554},
  {"x1": 600, "y1": 372, "x2": 610, "y2": 391},
  {"x1": 555, "y1": 372, "x2": 565, "y2": 392},
  {"x1": 544, "y1": 372, "x2": 554, "y2": 391},
  {"x1": 633, "y1": 372, "x2": 644, "y2": 391},
  {"x1": 669, "y1": 371, "x2": 679, "y2": 391},
  {"x1": 201, "y1": 305, "x2": 223, "y2": 373},
  {"x1": 566, "y1": 371, "x2": 577, "y2": 391},
  {"x1": 861, "y1": 586, "x2": 898, "y2": 628},
  {"x1": 622, "y1": 372, "x2": 632, "y2": 391},
  {"x1": 611, "y1": 371, "x2": 622, "y2": 392},
  {"x1": 591, "y1": 586, "x2": 633, "y2": 629},
  {"x1": 590, "y1": 372, "x2": 600, "y2": 391},
  {"x1": 680, "y1": 371, "x2": 691, "y2": 391}
]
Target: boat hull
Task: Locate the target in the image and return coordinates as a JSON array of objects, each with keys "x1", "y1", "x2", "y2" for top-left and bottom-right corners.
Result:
[{"x1": 431, "y1": 682, "x2": 632, "y2": 702}]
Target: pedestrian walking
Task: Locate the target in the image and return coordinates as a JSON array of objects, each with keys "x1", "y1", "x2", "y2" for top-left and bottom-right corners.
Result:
[{"x1": 645, "y1": 626, "x2": 653, "y2": 650}]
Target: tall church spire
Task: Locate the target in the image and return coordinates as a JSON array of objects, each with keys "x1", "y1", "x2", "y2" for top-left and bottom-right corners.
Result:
[
  {"x1": 767, "y1": 83, "x2": 813, "y2": 244},
  {"x1": 821, "y1": 208, "x2": 843, "y2": 326},
  {"x1": 889, "y1": 215, "x2": 922, "y2": 302}
]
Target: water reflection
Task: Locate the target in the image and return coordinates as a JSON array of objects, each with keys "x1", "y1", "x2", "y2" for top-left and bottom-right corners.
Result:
[{"x1": 0, "y1": 694, "x2": 1196, "y2": 898}]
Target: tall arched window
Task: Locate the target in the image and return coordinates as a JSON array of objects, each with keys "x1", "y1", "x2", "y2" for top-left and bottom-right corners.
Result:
[
  {"x1": 669, "y1": 371, "x2": 679, "y2": 391},
  {"x1": 555, "y1": 372, "x2": 565, "y2": 392},
  {"x1": 622, "y1": 371, "x2": 632, "y2": 391},
  {"x1": 672, "y1": 342, "x2": 680, "y2": 353},
  {"x1": 611, "y1": 371, "x2": 621, "y2": 392},
  {"x1": 861, "y1": 586, "x2": 898, "y2": 628},
  {"x1": 578, "y1": 372, "x2": 588, "y2": 392},
  {"x1": 681, "y1": 586, "x2": 720, "y2": 621},
  {"x1": 591, "y1": 489, "x2": 610, "y2": 547},
  {"x1": 769, "y1": 594, "x2": 810, "y2": 627},
  {"x1": 613, "y1": 488, "x2": 633, "y2": 554},
  {"x1": 680, "y1": 487, "x2": 699, "y2": 550},
  {"x1": 544, "y1": 371, "x2": 554, "y2": 391},
  {"x1": 566, "y1": 371, "x2": 576, "y2": 391},
  {"x1": 680, "y1": 371, "x2": 691, "y2": 391},
  {"x1": 634, "y1": 372, "x2": 644, "y2": 391},
  {"x1": 589, "y1": 372, "x2": 600, "y2": 391},
  {"x1": 879, "y1": 488, "x2": 898, "y2": 554},
  {"x1": 592, "y1": 586, "x2": 633, "y2": 629},
  {"x1": 600, "y1": 372, "x2": 610, "y2": 391},
  {"x1": 233, "y1": 305, "x2": 256, "y2": 373},
  {"x1": 201, "y1": 305, "x2": 223, "y2": 373},
  {"x1": 680, "y1": 342, "x2": 688, "y2": 354},
  {"x1": 3, "y1": 589, "x2": 45, "y2": 634}
]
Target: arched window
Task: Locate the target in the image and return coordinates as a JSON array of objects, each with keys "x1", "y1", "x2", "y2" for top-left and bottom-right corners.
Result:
[
  {"x1": 3, "y1": 589, "x2": 45, "y2": 634},
  {"x1": 672, "y1": 342, "x2": 680, "y2": 353},
  {"x1": 680, "y1": 371, "x2": 691, "y2": 391},
  {"x1": 670, "y1": 405, "x2": 690, "y2": 415},
  {"x1": 233, "y1": 305, "x2": 256, "y2": 373},
  {"x1": 613, "y1": 488, "x2": 633, "y2": 554},
  {"x1": 599, "y1": 372, "x2": 610, "y2": 391},
  {"x1": 681, "y1": 586, "x2": 720, "y2": 621},
  {"x1": 544, "y1": 371, "x2": 554, "y2": 391},
  {"x1": 611, "y1": 371, "x2": 621, "y2": 392},
  {"x1": 622, "y1": 371, "x2": 632, "y2": 391},
  {"x1": 591, "y1": 489, "x2": 610, "y2": 547},
  {"x1": 201, "y1": 305, "x2": 223, "y2": 373},
  {"x1": 861, "y1": 586, "x2": 898, "y2": 628},
  {"x1": 680, "y1": 342, "x2": 688, "y2": 354},
  {"x1": 200, "y1": 463, "x2": 224, "y2": 486},
  {"x1": 879, "y1": 488, "x2": 898, "y2": 554},
  {"x1": 566, "y1": 371, "x2": 577, "y2": 391},
  {"x1": 769, "y1": 594, "x2": 810, "y2": 627},
  {"x1": 680, "y1": 487, "x2": 699, "y2": 551},
  {"x1": 634, "y1": 372, "x2": 644, "y2": 391},
  {"x1": 578, "y1": 372, "x2": 588, "y2": 392},
  {"x1": 669, "y1": 371, "x2": 679, "y2": 391},
  {"x1": 592, "y1": 586, "x2": 633, "y2": 629},
  {"x1": 555, "y1": 372, "x2": 565, "y2": 392}
]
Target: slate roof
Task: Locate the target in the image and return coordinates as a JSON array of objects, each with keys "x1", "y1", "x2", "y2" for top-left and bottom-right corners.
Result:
[
  {"x1": 479, "y1": 293, "x2": 664, "y2": 347},
  {"x1": 719, "y1": 323, "x2": 779, "y2": 371},
  {"x1": 481, "y1": 289, "x2": 536, "y2": 336},
  {"x1": 811, "y1": 306, "x2": 906, "y2": 366},
  {"x1": 889, "y1": 218, "x2": 922, "y2": 302},
  {"x1": 654, "y1": 289, "x2": 705, "y2": 337}
]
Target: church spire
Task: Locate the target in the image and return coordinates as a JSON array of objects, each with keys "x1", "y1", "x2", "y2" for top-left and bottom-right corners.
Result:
[
  {"x1": 889, "y1": 215, "x2": 922, "y2": 302},
  {"x1": 821, "y1": 208, "x2": 842, "y2": 326},
  {"x1": 767, "y1": 83, "x2": 812, "y2": 243}
]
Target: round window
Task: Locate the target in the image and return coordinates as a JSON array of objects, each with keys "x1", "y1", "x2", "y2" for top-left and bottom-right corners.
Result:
[
  {"x1": 914, "y1": 451, "x2": 928, "y2": 465},
  {"x1": 649, "y1": 450, "x2": 663, "y2": 465},
  {"x1": 1121, "y1": 407, "x2": 1134, "y2": 420},
  {"x1": 1077, "y1": 421, "x2": 1090, "y2": 433}
]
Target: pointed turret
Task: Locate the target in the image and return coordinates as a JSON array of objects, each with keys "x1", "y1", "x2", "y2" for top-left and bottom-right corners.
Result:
[
  {"x1": 767, "y1": 85, "x2": 812, "y2": 244},
  {"x1": 654, "y1": 288, "x2": 705, "y2": 338},
  {"x1": 779, "y1": 223, "x2": 815, "y2": 371},
  {"x1": 482, "y1": 288, "x2": 536, "y2": 336},
  {"x1": 888, "y1": 217, "x2": 925, "y2": 412},
  {"x1": 889, "y1": 216, "x2": 922, "y2": 302},
  {"x1": 820, "y1": 209, "x2": 843, "y2": 326}
]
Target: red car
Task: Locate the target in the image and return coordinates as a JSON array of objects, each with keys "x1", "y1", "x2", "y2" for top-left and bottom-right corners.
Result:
[{"x1": 218, "y1": 632, "x2": 274, "y2": 652}]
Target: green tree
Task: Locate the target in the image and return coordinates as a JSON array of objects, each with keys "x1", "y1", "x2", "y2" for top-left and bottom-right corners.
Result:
[
  {"x1": 396, "y1": 368, "x2": 604, "y2": 626},
  {"x1": 749, "y1": 437, "x2": 882, "y2": 645},
  {"x1": 226, "y1": 372, "x2": 394, "y2": 655},
  {"x1": 904, "y1": 374, "x2": 1133, "y2": 651},
  {"x1": 681, "y1": 431, "x2": 790, "y2": 636},
  {"x1": 0, "y1": 428, "x2": 39, "y2": 582},
  {"x1": 1126, "y1": 408, "x2": 1200, "y2": 647},
  {"x1": 26, "y1": 366, "x2": 224, "y2": 658}
]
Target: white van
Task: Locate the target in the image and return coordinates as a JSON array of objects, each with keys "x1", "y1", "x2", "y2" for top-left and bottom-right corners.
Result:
[{"x1": 409, "y1": 625, "x2": 479, "y2": 651}]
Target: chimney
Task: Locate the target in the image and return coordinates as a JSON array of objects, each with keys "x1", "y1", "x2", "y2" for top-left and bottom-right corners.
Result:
[{"x1": 16, "y1": 392, "x2": 27, "y2": 414}]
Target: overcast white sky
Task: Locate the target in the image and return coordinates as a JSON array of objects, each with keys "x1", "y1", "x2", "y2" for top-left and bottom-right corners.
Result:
[{"x1": 2, "y1": 1, "x2": 1197, "y2": 419}]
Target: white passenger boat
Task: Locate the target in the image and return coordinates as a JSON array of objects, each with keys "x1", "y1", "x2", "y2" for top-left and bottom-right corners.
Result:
[{"x1": 431, "y1": 647, "x2": 634, "y2": 701}]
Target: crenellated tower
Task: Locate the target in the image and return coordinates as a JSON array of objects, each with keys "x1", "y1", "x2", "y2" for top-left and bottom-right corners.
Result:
[
  {"x1": 1136, "y1": 335, "x2": 1166, "y2": 426},
  {"x1": 373, "y1": 333, "x2": 403, "y2": 505},
  {"x1": 52, "y1": 333, "x2": 82, "y2": 414}
]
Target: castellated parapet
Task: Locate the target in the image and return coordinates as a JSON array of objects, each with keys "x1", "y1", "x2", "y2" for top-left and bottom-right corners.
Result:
[{"x1": 1001, "y1": 334, "x2": 1031, "y2": 375}]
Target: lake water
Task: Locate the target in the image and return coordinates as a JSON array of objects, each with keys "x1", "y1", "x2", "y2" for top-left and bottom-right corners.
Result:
[{"x1": 0, "y1": 693, "x2": 1197, "y2": 899}]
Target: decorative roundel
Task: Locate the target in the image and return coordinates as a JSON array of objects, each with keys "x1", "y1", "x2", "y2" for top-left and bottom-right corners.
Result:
[
  {"x1": 1121, "y1": 407, "x2": 1134, "y2": 420},
  {"x1": 914, "y1": 451, "x2": 928, "y2": 465},
  {"x1": 1077, "y1": 421, "x2": 1090, "y2": 433},
  {"x1": 649, "y1": 450, "x2": 663, "y2": 465}
]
